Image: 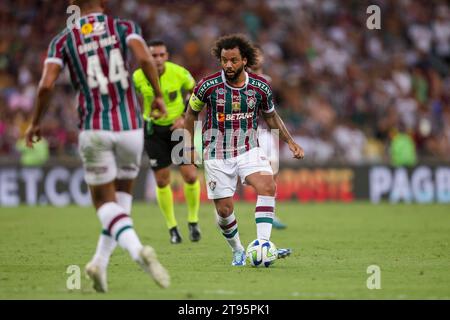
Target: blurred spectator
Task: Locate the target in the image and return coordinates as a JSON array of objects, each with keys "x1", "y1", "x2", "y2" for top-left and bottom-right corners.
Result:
[
  {"x1": 0, "y1": 0, "x2": 449, "y2": 165},
  {"x1": 390, "y1": 126, "x2": 418, "y2": 167}
]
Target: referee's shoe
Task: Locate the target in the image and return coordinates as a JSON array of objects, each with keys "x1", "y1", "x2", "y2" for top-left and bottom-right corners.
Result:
[
  {"x1": 188, "y1": 222, "x2": 201, "y2": 242},
  {"x1": 169, "y1": 227, "x2": 182, "y2": 244}
]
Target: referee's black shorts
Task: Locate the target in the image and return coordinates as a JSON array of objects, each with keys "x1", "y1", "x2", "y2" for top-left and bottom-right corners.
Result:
[{"x1": 144, "y1": 120, "x2": 185, "y2": 170}]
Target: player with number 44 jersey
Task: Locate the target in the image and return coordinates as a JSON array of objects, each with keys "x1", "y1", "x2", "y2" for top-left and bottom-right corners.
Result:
[{"x1": 25, "y1": 0, "x2": 169, "y2": 293}]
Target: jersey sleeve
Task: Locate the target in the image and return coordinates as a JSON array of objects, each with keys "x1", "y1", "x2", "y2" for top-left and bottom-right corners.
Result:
[
  {"x1": 261, "y1": 82, "x2": 276, "y2": 113},
  {"x1": 188, "y1": 79, "x2": 208, "y2": 112},
  {"x1": 118, "y1": 19, "x2": 145, "y2": 45},
  {"x1": 45, "y1": 32, "x2": 67, "y2": 67}
]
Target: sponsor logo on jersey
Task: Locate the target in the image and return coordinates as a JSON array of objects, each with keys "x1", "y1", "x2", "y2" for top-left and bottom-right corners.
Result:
[
  {"x1": 92, "y1": 22, "x2": 106, "y2": 36},
  {"x1": 217, "y1": 112, "x2": 253, "y2": 121},
  {"x1": 198, "y1": 78, "x2": 219, "y2": 97},
  {"x1": 81, "y1": 22, "x2": 106, "y2": 37},
  {"x1": 81, "y1": 23, "x2": 93, "y2": 35},
  {"x1": 217, "y1": 112, "x2": 225, "y2": 122},
  {"x1": 249, "y1": 79, "x2": 271, "y2": 95},
  {"x1": 245, "y1": 90, "x2": 255, "y2": 97},
  {"x1": 216, "y1": 98, "x2": 226, "y2": 106}
]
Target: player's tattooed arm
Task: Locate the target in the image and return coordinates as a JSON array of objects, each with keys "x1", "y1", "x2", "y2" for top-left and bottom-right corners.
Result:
[
  {"x1": 25, "y1": 62, "x2": 62, "y2": 148},
  {"x1": 262, "y1": 111, "x2": 305, "y2": 159}
]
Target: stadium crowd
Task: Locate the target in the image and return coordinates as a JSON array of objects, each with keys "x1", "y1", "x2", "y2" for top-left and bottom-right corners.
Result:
[{"x1": 0, "y1": 0, "x2": 449, "y2": 164}]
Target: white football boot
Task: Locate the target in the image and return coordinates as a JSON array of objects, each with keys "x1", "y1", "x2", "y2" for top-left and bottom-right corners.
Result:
[
  {"x1": 138, "y1": 246, "x2": 170, "y2": 289},
  {"x1": 85, "y1": 262, "x2": 108, "y2": 293}
]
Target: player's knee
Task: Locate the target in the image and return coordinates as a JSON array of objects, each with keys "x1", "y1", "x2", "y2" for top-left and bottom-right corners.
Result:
[
  {"x1": 155, "y1": 175, "x2": 170, "y2": 188},
  {"x1": 217, "y1": 203, "x2": 234, "y2": 217},
  {"x1": 259, "y1": 181, "x2": 276, "y2": 196},
  {"x1": 156, "y1": 178, "x2": 170, "y2": 188},
  {"x1": 181, "y1": 165, "x2": 197, "y2": 184},
  {"x1": 183, "y1": 174, "x2": 197, "y2": 184},
  {"x1": 155, "y1": 169, "x2": 170, "y2": 188},
  {"x1": 90, "y1": 185, "x2": 116, "y2": 209}
]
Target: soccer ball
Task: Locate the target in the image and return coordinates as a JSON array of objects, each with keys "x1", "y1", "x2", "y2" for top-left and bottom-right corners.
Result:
[{"x1": 246, "y1": 239, "x2": 277, "y2": 267}]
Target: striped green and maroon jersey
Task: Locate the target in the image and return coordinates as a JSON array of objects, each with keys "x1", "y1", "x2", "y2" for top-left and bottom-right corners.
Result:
[
  {"x1": 189, "y1": 70, "x2": 275, "y2": 160},
  {"x1": 45, "y1": 13, "x2": 143, "y2": 131}
]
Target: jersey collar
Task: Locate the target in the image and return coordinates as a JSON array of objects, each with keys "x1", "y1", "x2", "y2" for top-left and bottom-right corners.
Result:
[{"x1": 221, "y1": 70, "x2": 249, "y2": 90}]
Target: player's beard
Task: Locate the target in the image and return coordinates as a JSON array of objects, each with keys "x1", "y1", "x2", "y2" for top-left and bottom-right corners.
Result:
[{"x1": 224, "y1": 65, "x2": 244, "y2": 82}]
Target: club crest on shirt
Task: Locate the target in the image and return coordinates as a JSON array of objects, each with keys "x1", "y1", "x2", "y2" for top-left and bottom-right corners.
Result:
[
  {"x1": 246, "y1": 96, "x2": 256, "y2": 109},
  {"x1": 208, "y1": 180, "x2": 216, "y2": 191}
]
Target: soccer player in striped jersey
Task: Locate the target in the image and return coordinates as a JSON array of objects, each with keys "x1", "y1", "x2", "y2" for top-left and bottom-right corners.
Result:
[
  {"x1": 25, "y1": 0, "x2": 169, "y2": 292},
  {"x1": 184, "y1": 34, "x2": 304, "y2": 266}
]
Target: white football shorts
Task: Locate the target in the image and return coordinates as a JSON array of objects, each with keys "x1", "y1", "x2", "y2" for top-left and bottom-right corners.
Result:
[
  {"x1": 257, "y1": 128, "x2": 280, "y2": 174},
  {"x1": 204, "y1": 147, "x2": 273, "y2": 199},
  {"x1": 78, "y1": 129, "x2": 143, "y2": 186}
]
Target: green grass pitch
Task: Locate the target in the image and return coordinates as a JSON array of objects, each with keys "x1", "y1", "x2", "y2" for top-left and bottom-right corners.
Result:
[{"x1": 0, "y1": 202, "x2": 449, "y2": 299}]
